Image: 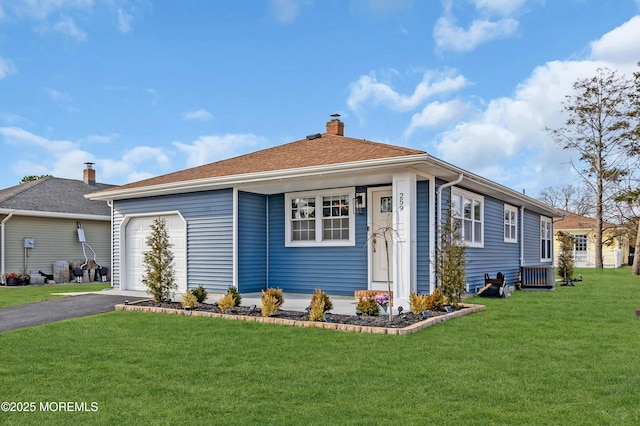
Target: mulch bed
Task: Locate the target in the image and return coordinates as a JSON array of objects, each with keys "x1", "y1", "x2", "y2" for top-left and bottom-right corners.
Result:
[{"x1": 135, "y1": 300, "x2": 455, "y2": 329}]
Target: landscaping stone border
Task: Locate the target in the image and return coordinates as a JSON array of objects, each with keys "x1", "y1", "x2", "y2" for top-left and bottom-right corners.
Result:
[{"x1": 115, "y1": 300, "x2": 486, "y2": 335}]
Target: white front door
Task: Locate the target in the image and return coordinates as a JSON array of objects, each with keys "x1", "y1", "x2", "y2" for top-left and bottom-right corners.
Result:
[{"x1": 370, "y1": 189, "x2": 394, "y2": 290}]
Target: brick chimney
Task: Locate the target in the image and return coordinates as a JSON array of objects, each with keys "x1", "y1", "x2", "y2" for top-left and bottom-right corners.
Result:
[
  {"x1": 83, "y1": 162, "x2": 96, "y2": 185},
  {"x1": 326, "y1": 115, "x2": 344, "y2": 136}
]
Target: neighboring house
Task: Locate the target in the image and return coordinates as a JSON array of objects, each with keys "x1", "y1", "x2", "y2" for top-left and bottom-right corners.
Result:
[
  {"x1": 88, "y1": 118, "x2": 561, "y2": 305},
  {"x1": 1, "y1": 164, "x2": 114, "y2": 284},
  {"x1": 554, "y1": 210, "x2": 629, "y2": 268}
]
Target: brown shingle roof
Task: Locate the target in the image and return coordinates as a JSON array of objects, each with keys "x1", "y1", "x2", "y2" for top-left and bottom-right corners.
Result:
[
  {"x1": 97, "y1": 133, "x2": 425, "y2": 193},
  {"x1": 555, "y1": 210, "x2": 616, "y2": 230}
]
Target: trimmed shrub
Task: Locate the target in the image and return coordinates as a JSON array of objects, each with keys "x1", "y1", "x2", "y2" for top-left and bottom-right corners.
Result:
[
  {"x1": 426, "y1": 287, "x2": 446, "y2": 311},
  {"x1": 191, "y1": 285, "x2": 208, "y2": 303},
  {"x1": 261, "y1": 294, "x2": 279, "y2": 317},
  {"x1": 227, "y1": 286, "x2": 242, "y2": 307},
  {"x1": 217, "y1": 293, "x2": 235, "y2": 312},
  {"x1": 409, "y1": 292, "x2": 430, "y2": 314},
  {"x1": 181, "y1": 290, "x2": 198, "y2": 309},
  {"x1": 356, "y1": 294, "x2": 380, "y2": 316},
  {"x1": 262, "y1": 288, "x2": 284, "y2": 307},
  {"x1": 309, "y1": 288, "x2": 333, "y2": 321}
]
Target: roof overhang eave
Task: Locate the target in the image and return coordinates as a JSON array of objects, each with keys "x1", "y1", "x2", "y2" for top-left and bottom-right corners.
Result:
[
  {"x1": 86, "y1": 154, "x2": 430, "y2": 201},
  {"x1": 417, "y1": 156, "x2": 563, "y2": 218},
  {"x1": 0, "y1": 208, "x2": 110, "y2": 221}
]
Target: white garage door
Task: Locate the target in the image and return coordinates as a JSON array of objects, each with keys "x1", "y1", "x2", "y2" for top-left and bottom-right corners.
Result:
[{"x1": 124, "y1": 215, "x2": 186, "y2": 293}]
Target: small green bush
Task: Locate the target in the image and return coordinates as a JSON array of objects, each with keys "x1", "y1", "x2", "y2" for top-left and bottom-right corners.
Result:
[
  {"x1": 227, "y1": 286, "x2": 242, "y2": 307},
  {"x1": 191, "y1": 285, "x2": 208, "y2": 303},
  {"x1": 409, "y1": 292, "x2": 430, "y2": 314},
  {"x1": 356, "y1": 294, "x2": 380, "y2": 316},
  {"x1": 309, "y1": 288, "x2": 333, "y2": 321},
  {"x1": 262, "y1": 288, "x2": 284, "y2": 307},
  {"x1": 218, "y1": 293, "x2": 235, "y2": 312},
  {"x1": 261, "y1": 294, "x2": 279, "y2": 317},
  {"x1": 181, "y1": 290, "x2": 198, "y2": 309}
]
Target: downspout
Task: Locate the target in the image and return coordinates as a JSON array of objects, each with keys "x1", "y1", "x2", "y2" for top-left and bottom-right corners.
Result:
[
  {"x1": 519, "y1": 206, "x2": 525, "y2": 268},
  {"x1": 107, "y1": 200, "x2": 114, "y2": 287},
  {"x1": 1, "y1": 211, "x2": 14, "y2": 283},
  {"x1": 266, "y1": 195, "x2": 269, "y2": 288},
  {"x1": 435, "y1": 174, "x2": 464, "y2": 292}
]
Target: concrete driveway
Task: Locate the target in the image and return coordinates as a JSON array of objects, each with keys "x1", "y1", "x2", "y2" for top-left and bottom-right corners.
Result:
[{"x1": 0, "y1": 293, "x2": 146, "y2": 333}]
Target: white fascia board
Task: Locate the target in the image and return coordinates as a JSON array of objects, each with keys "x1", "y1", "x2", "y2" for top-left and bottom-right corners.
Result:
[
  {"x1": 86, "y1": 154, "x2": 429, "y2": 201},
  {"x1": 0, "y1": 209, "x2": 110, "y2": 221}
]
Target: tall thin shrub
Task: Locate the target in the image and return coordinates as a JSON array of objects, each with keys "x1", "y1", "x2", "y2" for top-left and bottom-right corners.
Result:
[
  {"x1": 557, "y1": 231, "x2": 576, "y2": 282},
  {"x1": 435, "y1": 206, "x2": 467, "y2": 306},
  {"x1": 142, "y1": 217, "x2": 176, "y2": 302}
]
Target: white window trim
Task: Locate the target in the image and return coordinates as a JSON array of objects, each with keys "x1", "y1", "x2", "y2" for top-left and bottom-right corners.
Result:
[
  {"x1": 285, "y1": 187, "x2": 356, "y2": 247},
  {"x1": 541, "y1": 216, "x2": 553, "y2": 262},
  {"x1": 451, "y1": 187, "x2": 484, "y2": 248},
  {"x1": 504, "y1": 204, "x2": 518, "y2": 243}
]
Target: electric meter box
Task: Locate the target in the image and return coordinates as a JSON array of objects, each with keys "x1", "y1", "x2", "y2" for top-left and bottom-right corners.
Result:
[{"x1": 23, "y1": 237, "x2": 35, "y2": 249}]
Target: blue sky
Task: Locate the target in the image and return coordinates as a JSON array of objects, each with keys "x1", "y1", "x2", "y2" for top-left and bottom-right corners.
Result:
[{"x1": 1, "y1": 0, "x2": 640, "y2": 197}]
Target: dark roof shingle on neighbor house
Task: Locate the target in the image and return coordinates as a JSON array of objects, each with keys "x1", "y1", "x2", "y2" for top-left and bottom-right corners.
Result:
[
  {"x1": 94, "y1": 131, "x2": 425, "y2": 194},
  {"x1": 0, "y1": 176, "x2": 114, "y2": 216}
]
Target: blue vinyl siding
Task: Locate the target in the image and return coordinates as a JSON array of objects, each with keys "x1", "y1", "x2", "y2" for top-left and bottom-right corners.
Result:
[
  {"x1": 238, "y1": 191, "x2": 267, "y2": 292},
  {"x1": 416, "y1": 180, "x2": 431, "y2": 293},
  {"x1": 267, "y1": 191, "x2": 368, "y2": 296},
  {"x1": 463, "y1": 192, "x2": 521, "y2": 292},
  {"x1": 522, "y1": 209, "x2": 552, "y2": 267},
  {"x1": 112, "y1": 190, "x2": 233, "y2": 293}
]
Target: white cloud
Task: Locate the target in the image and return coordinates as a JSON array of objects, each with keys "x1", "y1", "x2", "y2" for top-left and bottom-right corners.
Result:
[
  {"x1": 270, "y1": 0, "x2": 300, "y2": 23},
  {"x1": 0, "y1": 126, "x2": 77, "y2": 152},
  {"x1": 100, "y1": 146, "x2": 171, "y2": 183},
  {"x1": 433, "y1": 0, "x2": 526, "y2": 52},
  {"x1": 473, "y1": 0, "x2": 527, "y2": 16},
  {"x1": 347, "y1": 70, "x2": 468, "y2": 113},
  {"x1": 404, "y1": 99, "x2": 471, "y2": 137},
  {"x1": 81, "y1": 134, "x2": 118, "y2": 144},
  {"x1": 46, "y1": 88, "x2": 73, "y2": 102},
  {"x1": 183, "y1": 109, "x2": 213, "y2": 122},
  {"x1": 52, "y1": 15, "x2": 87, "y2": 41},
  {"x1": 5, "y1": 0, "x2": 93, "y2": 21},
  {"x1": 144, "y1": 88, "x2": 160, "y2": 106},
  {"x1": 117, "y1": 7, "x2": 133, "y2": 33},
  {"x1": 433, "y1": 15, "x2": 518, "y2": 52},
  {"x1": 0, "y1": 56, "x2": 17, "y2": 79},
  {"x1": 173, "y1": 134, "x2": 265, "y2": 168},
  {"x1": 589, "y1": 15, "x2": 640, "y2": 65}
]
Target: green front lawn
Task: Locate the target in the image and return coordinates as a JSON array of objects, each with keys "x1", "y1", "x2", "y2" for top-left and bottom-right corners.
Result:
[
  {"x1": 0, "y1": 283, "x2": 111, "y2": 307},
  {"x1": 0, "y1": 268, "x2": 638, "y2": 425}
]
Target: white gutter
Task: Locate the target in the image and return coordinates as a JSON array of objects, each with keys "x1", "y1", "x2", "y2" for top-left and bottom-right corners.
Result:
[
  {"x1": 86, "y1": 154, "x2": 429, "y2": 201},
  {"x1": 435, "y1": 174, "x2": 464, "y2": 291},
  {"x1": 1, "y1": 211, "x2": 14, "y2": 283}
]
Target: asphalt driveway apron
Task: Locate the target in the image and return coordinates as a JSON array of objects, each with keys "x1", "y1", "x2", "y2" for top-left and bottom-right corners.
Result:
[{"x1": 0, "y1": 294, "x2": 146, "y2": 333}]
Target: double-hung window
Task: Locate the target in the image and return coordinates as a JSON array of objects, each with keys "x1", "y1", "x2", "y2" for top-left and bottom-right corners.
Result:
[
  {"x1": 541, "y1": 216, "x2": 552, "y2": 261},
  {"x1": 504, "y1": 204, "x2": 518, "y2": 243},
  {"x1": 286, "y1": 188, "x2": 355, "y2": 246},
  {"x1": 574, "y1": 234, "x2": 588, "y2": 253},
  {"x1": 451, "y1": 188, "x2": 484, "y2": 247}
]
